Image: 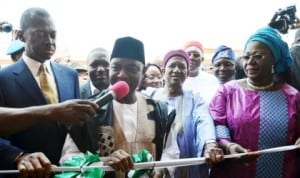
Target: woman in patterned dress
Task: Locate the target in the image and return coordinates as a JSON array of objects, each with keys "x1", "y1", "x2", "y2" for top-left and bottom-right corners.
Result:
[{"x1": 209, "y1": 26, "x2": 300, "y2": 178}]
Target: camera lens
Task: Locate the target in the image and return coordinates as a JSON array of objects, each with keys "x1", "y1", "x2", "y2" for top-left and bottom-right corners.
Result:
[{"x1": 1, "y1": 23, "x2": 13, "y2": 33}]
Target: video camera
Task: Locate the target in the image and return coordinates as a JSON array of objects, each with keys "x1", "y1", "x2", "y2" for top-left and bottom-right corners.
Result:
[
  {"x1": 269, "y1": 5, "x2": 299, "y2": 34},
  {"x1": 0, "y1": 21, "x2": 13, "y2": 33}
]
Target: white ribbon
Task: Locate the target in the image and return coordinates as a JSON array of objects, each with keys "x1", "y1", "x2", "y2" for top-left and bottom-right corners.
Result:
[{"x1": 0, "y1": 145, "x2": 298, "y2": 174}]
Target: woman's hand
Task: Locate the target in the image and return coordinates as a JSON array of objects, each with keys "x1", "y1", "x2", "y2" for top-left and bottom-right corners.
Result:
[
  {"x1": 226, "y1": 142, "x2": 247, "y2": 154},
  {"x1": 226, "y1": 143, "x2": 258, "y2": 165},
  {"x1": 295, "y1": 137, "x2": 300, "y2": 146}
]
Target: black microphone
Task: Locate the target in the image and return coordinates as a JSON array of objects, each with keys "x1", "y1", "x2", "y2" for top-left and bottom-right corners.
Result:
[{"x1": 92, "y1": 81, "x2": 129, "y2": 107}]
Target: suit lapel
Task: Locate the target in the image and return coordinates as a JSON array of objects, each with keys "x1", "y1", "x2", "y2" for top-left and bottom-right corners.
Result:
[
  {"x1": 85, "y1": 81, "x2": 92, "y2": 98},
  {"x1": 13, "y1": 59, "x2": 46, "y2": 104},
  {"x1": 86, "y1": 81, "x2": 92, "y2": 97},
  {"x1": 80, "y1": 81, "x2": 92, "y2": 99}
]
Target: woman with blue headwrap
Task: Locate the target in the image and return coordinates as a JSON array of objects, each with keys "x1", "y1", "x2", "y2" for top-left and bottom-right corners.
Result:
[{"x1": 209, "y1": 26, "x2": 300, "y2": 178}]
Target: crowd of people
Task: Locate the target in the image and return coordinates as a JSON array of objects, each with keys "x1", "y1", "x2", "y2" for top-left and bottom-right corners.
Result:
[{"x1": 0, "y1": 6, "x2": 300, "y2": 178}]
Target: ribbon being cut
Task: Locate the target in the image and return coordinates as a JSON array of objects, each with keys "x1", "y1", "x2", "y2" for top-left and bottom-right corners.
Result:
[
  {"x1": 54, "y1": 151, "x2": 104, "y2": 178},
  {"x1": 55, "y1": 149, "x2": 153, "y2": 178},
  {"x1": 0, "y1": 145, "x2": 299, "y2": 177}
]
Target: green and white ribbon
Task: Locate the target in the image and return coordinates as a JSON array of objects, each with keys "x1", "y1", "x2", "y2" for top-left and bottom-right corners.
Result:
[
  {"x1": 55, "y1": 151, "x2": 104, "y2": 178},
  {"x1": 128, "y1": 149, "x2": 153, "y2": 178}
]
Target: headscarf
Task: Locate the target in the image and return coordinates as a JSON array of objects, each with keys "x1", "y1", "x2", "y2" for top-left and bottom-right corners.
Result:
[
  {"x1": 244, "y1": 26, "x2": 292, "y2": 74},
  {"x1": 211, "y1": 45, "x2": 236, "y2": 64},
  {"x1": 162, "y1": 49, "x2": 191, "y2": 70}
]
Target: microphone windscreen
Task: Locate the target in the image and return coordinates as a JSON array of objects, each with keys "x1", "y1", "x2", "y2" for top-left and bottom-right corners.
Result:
[{"x1": 110, "y1": 81, "x2": 129, "y2": 100}]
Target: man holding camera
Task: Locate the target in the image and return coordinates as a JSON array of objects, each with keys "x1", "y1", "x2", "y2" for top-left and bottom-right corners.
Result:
[{"x1": 268, "y1": 5, "x2": 299, "y2": 34}]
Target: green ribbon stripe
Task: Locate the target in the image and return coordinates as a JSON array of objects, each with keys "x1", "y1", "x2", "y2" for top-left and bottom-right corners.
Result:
[
  {"x1": 55, "y1": 149, "x2": 152, "y2": 178},
  {"x1": 55, "y1": 151, "x2": 104, "y2": 178},
  {"x1": 130, "y1": 149, "x2": 153, "y2": 178}
]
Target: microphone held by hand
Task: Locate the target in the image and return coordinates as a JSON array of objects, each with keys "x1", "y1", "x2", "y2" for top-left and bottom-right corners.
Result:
[{"x1": 92, "y1": 81, "x2": 129, "y2": 107}]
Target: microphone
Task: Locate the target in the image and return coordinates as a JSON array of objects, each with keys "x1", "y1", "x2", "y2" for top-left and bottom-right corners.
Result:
[{"x1": 92, "y1": 81, "x2": 129, "y2": 107}]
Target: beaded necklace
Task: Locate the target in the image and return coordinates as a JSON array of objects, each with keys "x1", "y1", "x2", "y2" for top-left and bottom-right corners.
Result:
[{"x1": 246, "y1": 78, "x2": 274, "y2": 90}]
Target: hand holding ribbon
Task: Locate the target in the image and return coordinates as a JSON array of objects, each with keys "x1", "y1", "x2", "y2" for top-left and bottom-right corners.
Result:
[{"x1": 55, "y1": 151, "x2": 104, "y2": 178}]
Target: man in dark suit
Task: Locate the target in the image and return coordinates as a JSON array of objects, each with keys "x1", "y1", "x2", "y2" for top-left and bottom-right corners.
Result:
[
  {"x1": 0, "y1": 7, "x2": 98, "y2": 178},
  {"x1": 80, "y1": 48, "x2": 110, "y2": 99}
]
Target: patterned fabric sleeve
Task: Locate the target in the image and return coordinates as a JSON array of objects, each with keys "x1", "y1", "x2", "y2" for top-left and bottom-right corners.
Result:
[
  {"x1": 215, "y1": 125, "x2": 231, "y2": 140},
  {"x1": 209, "y1": 84, "x2": 232, "y2": 141}
]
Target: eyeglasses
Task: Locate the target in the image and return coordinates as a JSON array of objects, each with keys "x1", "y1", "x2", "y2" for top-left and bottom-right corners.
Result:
[
  {"x1": 188, "y1": 52, "x2": 200, "y2": 58},
  {"x1": 241, "y1": 54, "x2": 265, "y2": 61}
]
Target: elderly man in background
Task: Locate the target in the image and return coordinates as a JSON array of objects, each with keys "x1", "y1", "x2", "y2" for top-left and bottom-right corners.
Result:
[{"x1": 183, "y1": 41, "x2": 219, "y2": 104}]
